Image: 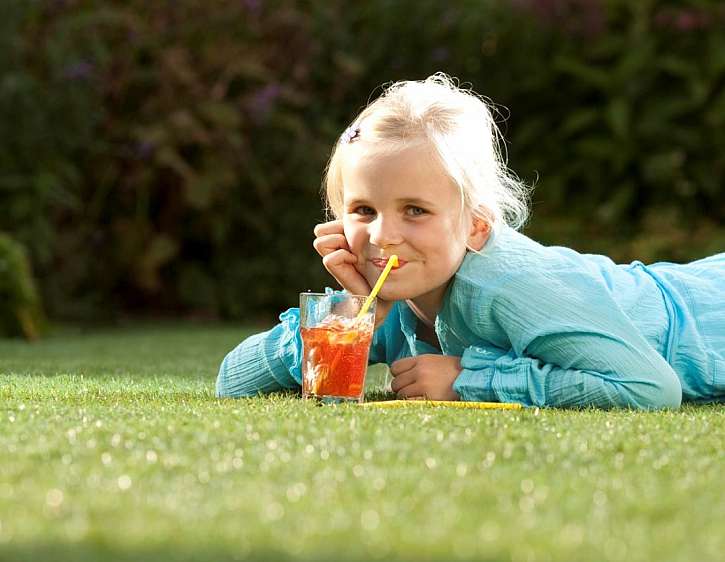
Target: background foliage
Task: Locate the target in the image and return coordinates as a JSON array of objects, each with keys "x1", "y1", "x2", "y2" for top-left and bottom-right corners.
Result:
[
  {"x1": 1, "y1": 0, "x2": 723, "y2": 323},
  {"x1": 0, "y1": 233, "x2": 43, "y2": 338}
]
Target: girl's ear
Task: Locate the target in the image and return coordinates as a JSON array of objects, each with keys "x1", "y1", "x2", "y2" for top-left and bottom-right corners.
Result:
[{"x1": 466, "y1": 216, "x2": 490, "y2": 251}]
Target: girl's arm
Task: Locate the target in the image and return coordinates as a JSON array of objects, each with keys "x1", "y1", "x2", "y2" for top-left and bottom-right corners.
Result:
[
  {"x1": 454, "y1": 271, "x2": 682, "y2": 409},
  {"x1": 216, "y1": 309, "x2": 303, "y2": 398}
]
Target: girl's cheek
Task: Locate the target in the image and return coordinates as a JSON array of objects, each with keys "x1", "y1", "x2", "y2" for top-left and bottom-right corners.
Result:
[
  {"x1": 343, "y1": 223, "x2": 365, "y2": 252},
  {"x1": 341, "y1": 216, "x2": 352, "y2": 241}
]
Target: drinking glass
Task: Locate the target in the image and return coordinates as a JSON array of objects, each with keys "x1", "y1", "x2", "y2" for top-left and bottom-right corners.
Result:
[{"x1": 300, "y1": 292, "x2": 376, "y2": 403}]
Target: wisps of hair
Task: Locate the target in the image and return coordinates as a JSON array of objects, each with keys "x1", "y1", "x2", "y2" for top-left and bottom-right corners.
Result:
[{"x1": 322, "y1": 72, "x2": 531, "y2": 230}]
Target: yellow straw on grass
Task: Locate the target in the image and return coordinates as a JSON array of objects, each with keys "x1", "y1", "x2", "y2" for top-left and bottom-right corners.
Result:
[
  {"x1": 357, "y1": 255, "x2": 398, "y2": 319},
  {"x1": 360, "y1": 400, "x2": 522, "y2": 410}
]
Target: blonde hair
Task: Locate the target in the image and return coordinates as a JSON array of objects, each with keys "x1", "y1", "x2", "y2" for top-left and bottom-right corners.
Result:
[{"x1": 323, "y1": 73, "x2": 530, "y2": 230}]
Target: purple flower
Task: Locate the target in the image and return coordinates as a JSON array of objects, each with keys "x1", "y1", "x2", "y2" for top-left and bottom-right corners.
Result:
[
  {"x1": 241, "y1": 0, "x2": 261, "y2": 14},
  {"x1": 247, "y1": 83, "x2": 281, "y2": 120},
  {"x1": 675, "y1": 13, "x2": 696, "y2": 31},
  {"x1": 47, "y1": 0, "x2": 70, "y2": 12},
  {"x1": 511, "y1": 0, "x2": 561, "y2": 22},
  {"x1": 135, "y1": 141, "x2": 155, "y2": 160},
  {"x1": 62, "y1": 61, "x2": 94, "y2": 81},
  {"x1": 431, "y1": 47, "x2": 449, "y2": 62},
  {"x1": 653, "y1": 8, "x2": 714, "y2": 32},
  {"x1": 511, "y1": 0, "x2": 606, "y2": 37}
]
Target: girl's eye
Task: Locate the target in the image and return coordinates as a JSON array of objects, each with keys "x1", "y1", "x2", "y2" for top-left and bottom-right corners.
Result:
[
  {"x1": 353, "y1": 206, "x2": 376, "y2": 216},
  {"x1": 406, "y1": 206, "x2": 427, "y2": 216}
]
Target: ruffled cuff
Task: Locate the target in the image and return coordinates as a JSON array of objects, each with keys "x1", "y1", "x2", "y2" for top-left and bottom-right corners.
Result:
[
  {"x1": 270, "y1": 309, "x2": 303, "y2": 387},
  {"x1": 453, "y1": 368, "x2": 497, "y2": 402},
  {"x1": 216, "y1": 332, "x2": 282, "y2": 397},
  {"x1": 452, "y1": 345, "x2": 502, "y2": 402},
  {"x1": 216, "y1": 309, "x2": 302, "y2": 398}
]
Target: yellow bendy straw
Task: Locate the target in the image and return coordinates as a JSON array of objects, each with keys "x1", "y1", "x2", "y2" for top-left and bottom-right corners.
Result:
[
  {"x1": 357, "y1": 255, "x2": 398, "y2": 319},
  {"x1": 360, "y1": 400, "x2": 522, "y2": 410}
]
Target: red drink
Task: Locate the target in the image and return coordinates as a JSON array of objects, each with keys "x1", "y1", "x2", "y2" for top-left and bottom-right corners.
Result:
[{"x1": 301, "y1": 320, "x2": 374, "y2": 401}]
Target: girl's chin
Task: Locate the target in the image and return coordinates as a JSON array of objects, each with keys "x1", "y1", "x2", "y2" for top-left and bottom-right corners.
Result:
[
  {"x1": 363, "y1": 272, "x2": 416, "y2": 301},
  {"x1": 372, "y1": 286, "x2": 413, "y2": 302}
]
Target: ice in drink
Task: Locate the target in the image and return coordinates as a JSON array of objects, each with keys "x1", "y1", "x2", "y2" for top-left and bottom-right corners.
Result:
[{"x1": 301, "y1": 315, "x2": 374, "y2": 401}]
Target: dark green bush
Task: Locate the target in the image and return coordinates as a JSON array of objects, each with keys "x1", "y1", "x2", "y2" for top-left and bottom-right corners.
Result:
[
  {"x1": 0, "y1": 233, "x2": 44, "y2": 339},
  {"x1": 501, "y1": 0, "x2": 725, "y2": 261},
  {"x1": 1, "y1": 0, "x2": 722, "y2": 322}
]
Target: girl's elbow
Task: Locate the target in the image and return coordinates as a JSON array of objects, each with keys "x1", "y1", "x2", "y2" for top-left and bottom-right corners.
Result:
[
  {"x1": 656, "y1": 375, "x2": 682, "y2": 409},
  {"x1": 215, "y1": 375, "x2": 254, "y2": 399},
  {"x1": 215, "y1": 357, "x2": 241, "y2": 398},
  {"x1": 215, "y1": 369, "x2": 234, "y2": 398},
  {"x1": 215, "y1": 356, "x2": 276, "y2": 399},
  {"x1": 636, "y1": 374, "x2": 682, "y2": 410}
]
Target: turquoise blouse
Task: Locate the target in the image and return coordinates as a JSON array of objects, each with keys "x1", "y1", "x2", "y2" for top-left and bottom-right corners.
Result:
[{"x1": 217, "y1": 226, "x2": 725, "y2": 409}]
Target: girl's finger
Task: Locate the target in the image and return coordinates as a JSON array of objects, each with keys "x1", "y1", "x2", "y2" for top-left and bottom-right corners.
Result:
[
  {"x1": 321, "y1": 247, "x2": 358, "y2": 269},
  {"x1": 390, "y1": 356, "x2": 417, "y2": 376},
  {"x1": 390, "y1": 369, "x2": 417, "y2": 393},
  {"x1": 313, "y1": 220, "x2": 344, "y2": 237},
  {"x1": 312, "y1": 233, "x2": 349, "y2": 256},
  {"x1": 396, "y1": 383, "x2": 426, "y2": 399},
  {"x1": 322, "y1": 249, "x2": 370, "y2": 295}
]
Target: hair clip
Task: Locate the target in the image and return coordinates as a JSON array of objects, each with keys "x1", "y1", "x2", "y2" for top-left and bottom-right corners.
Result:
[{"x1": 341, "y1": 125, "x2": 361, "y2": 144}]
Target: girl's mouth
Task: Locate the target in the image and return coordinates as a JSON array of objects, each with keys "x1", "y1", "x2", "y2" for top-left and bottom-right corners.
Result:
[{"x1": 370, "y1": 258, "x2": 406, "y2": 270}]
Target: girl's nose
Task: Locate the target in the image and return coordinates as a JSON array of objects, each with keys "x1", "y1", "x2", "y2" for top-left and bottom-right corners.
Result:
[{"x1": 368, "y1": 214, "x2": 403, "y2": 248}]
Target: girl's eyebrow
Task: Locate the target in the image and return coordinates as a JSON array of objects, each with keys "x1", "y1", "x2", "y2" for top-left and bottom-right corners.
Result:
[
  {"x1": 344, "y1": 198, "x2": 371, "y2": 207},
  {"x1": 344, "y1": 197, "x2": 438, "y2": 208},
  {"x1": 396, "y1": 197, "x2": 437, "y2": 208}
]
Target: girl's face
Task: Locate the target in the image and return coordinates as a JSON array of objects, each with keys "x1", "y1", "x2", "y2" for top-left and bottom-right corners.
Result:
[{"x1": 340, "y1": 142, "x2": 488, "y2": 311}]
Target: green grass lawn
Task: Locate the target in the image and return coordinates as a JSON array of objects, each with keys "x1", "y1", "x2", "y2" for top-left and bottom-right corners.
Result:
[{"x1": 1, "y1": 324, "x2": 723, "y2": 562}]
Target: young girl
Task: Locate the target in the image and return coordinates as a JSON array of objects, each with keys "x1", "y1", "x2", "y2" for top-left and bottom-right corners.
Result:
[{"x1": 217, "y1": 73, "x2": 724, "y2": 409}]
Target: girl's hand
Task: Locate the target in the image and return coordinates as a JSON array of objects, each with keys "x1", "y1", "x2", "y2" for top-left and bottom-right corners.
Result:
[
  {"x1": 313, "y1": 220, "x2": 393, "y2": 328},
  {"x1": 390, "y1": 354, "x2": 462, "y2": 401},
  {"x1": 313, "y1": 220, "x2": 369, "y2": 295}
]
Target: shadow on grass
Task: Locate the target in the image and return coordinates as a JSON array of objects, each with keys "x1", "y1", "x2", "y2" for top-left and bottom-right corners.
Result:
[{"x1": 0, "y1": 541, "x2": 455, "y2": 562}]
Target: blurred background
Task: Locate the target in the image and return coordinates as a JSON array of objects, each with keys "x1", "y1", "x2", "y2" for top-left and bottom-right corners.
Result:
[{"x1": 1, "y1": 0, "x2": 724, "y2": 339}]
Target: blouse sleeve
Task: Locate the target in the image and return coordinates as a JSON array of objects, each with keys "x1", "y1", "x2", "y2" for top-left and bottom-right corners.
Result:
[
  {"x1": 453, "y1": 270, "x2": 682, "y2": 409},
  {"x1": 216, "y1": 308, "x2": 303, "y2": 398},
  {"x1": 368, "y1": 301, "x2": 409, "y2": 365}
]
